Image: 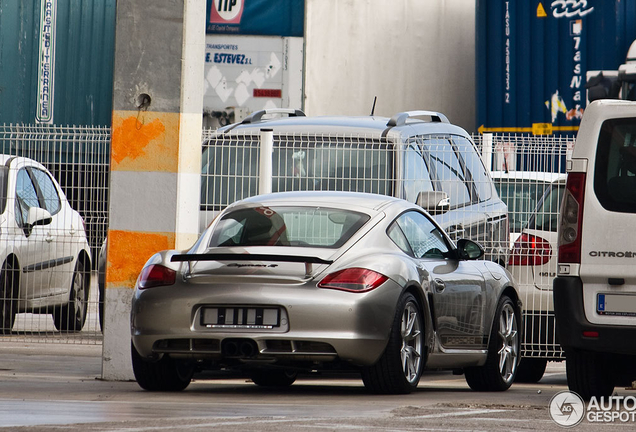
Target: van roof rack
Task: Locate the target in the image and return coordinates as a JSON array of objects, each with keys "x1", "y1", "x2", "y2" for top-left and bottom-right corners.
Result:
[{"x1": 386, "y1": 110, "x2": 449, "y2": 127}]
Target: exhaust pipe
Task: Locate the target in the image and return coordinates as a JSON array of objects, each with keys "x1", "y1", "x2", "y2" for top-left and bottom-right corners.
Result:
[
  {"x1": 222, "y1": 339, "x2": 258, "y2": 358},
  {"x1": 240, "y1": 340, "x2": 257, "y2": 357},
  {"x1": 223, "y1": 340, "x2": 239, "y2": 357}
]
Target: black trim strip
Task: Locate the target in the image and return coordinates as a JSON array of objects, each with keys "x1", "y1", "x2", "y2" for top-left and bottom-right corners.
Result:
[
  {"x1": 23, "y1": 256, "x2": 74, "y2": 273},
  {"x1": 170, "y1": 253, "x2": 333, "y2": 265}
]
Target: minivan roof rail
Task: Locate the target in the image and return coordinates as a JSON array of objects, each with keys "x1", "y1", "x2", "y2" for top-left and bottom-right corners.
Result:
[
  {"x1": 241, "y1": 108, "x2": 306, "y2": 124},
  {"x1": 222, "y1": 108, "x2": 306, "y2": 133},
  {"x1": 386, "y1": 110, "x2": 449, "y2": 127}
]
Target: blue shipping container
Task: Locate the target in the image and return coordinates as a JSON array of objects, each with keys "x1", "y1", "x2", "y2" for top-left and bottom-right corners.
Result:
[
  {"x1": 0, "y1": 0, "x2": 116, "y2": 126},
  {"x1": 477, "y1": 0, "x2": 636, "y2": 135}
]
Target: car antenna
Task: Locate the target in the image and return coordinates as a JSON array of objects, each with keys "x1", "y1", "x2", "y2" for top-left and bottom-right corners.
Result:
[{"x1": 370, "y1": 96, "x2": 377, "y2": 116}]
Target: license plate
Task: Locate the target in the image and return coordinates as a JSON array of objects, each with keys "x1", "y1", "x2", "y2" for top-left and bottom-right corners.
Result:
[
  {"x1": 201, "y1": 307, "x2": 280, "y2": 329},
  {"x1": 597, "y1": 294, "x2": 636, "y2": 317}
]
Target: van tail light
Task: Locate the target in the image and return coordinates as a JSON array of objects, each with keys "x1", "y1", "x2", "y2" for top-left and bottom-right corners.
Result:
[
  {"x1": 138, "y1": 265, "x2": 176, "y2": 289},
  {"x1": 558, "y1": 172, "x2": 586, "y2": 264},
  {"x1": 318, "y1": 268, "x2": 388, "y2": 293},
  {"x1": 508, "y1": 233, "x2": 552, "y2": 266}
]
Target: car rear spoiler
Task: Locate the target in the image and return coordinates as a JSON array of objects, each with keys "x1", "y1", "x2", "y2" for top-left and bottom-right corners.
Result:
[{"x1": 170, "y1": 253, "x2": 333, "y2": 278}]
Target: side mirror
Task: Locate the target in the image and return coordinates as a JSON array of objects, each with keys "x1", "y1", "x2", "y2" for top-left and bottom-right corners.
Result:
[
  {"x1": 27, "y1": 207, "x2": 52, "y2": 227},
  {"x1": 23, "y1": 207, "x2": 52, "y2": 238},
  {"x1": 456, "y1": 238, "x2": 484, "y2": 260},
  {"x1": 416, "y1": 191, "x2": 450, "y2": 215}
]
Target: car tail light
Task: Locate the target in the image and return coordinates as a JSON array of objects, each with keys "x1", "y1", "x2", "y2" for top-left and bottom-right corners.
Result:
[
  {"x1": 508, "y1": 233, "x2": 552, "y2": 266},
  {"x1": 138, "y1": 265, "x2": 176, "y2": 289},
  {"x1": 558, "y1": 172, "x2": 586, "y2": 264},
  {"x1": 317, "y1": 268, "x2": 388, "y2": 293}
]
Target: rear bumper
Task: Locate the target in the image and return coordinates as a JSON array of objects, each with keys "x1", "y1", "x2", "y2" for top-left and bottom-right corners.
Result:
[{"x1": 553, "y1": 276, "x2": 636, "y2": 355}]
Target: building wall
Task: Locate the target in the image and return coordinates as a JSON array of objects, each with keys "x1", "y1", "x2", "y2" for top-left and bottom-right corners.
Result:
[{"x1": 303, "y1": 0, "x2": 477, "y2": 132}]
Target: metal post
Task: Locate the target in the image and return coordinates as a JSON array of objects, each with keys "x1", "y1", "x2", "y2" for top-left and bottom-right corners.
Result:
[
  {"x1": 259, "y1": 128, "x2": 274, "y2": 195},
  {"x1": 482, "y1": 132, "x2": 494, "y2": 171}
]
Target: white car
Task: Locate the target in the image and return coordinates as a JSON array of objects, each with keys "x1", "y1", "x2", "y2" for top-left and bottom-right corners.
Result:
[
  {"x1": 0, "y1": 156, "x2": 92, "y2": 333},
  {"x1": 507, "y1": 174, "x2": 566, "y2": 382}
]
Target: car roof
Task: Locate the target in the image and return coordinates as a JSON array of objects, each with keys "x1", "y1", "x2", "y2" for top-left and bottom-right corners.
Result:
[
  {"x1": 216, "y1": 113, "x2": 470, "y2": 139},
  {"x1": 0, "y1": 154, "x2": 46, "y2": 170},
  {"x1": 490, "y1": 170, "x2": 567, "y2": 183},
  {"x1": 232, "y1": 191, "x2": 410, "y2": 213}
]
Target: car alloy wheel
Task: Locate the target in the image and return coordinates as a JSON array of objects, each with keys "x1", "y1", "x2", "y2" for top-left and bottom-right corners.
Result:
[
  {"x1": 497, "y1": 302, "x2": 519, "y2": 385},
  {"x1": 401, "y1": 301, "x2": 423, "y2": 385}
]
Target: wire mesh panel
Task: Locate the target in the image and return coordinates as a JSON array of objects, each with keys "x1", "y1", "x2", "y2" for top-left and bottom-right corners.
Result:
[
  {"x1": 0, "y1": 124, "x2": 109, "y2": 345},
  {"x1": 474, "y1": 133, "x2": 575, "y2": 361}
]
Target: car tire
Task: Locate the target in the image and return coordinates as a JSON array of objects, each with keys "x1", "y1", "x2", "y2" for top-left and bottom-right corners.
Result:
[
  {"x1": 565, "y1": 349, "x2": 614, "y2": 400},
  {"x1": 465, "y1": 295, "x2": 520, "y2": 391},
  {"x1": 53, "y1": 259, "x2": 89, "y2": 332},
  {"x1": 362, "y1": 292, "x2": 424, "y2": 394},
  {"x1": 0, "y1": 260, "x2": 18, "y2": 334},
  {"x1": 131, "y1": 343, "x2": 193, "y2": 391},
  {"x1": 249, "y1": 369, "x2": 298, "y2": 387},
  {"x1": 514, "y1": 358, "x2": 547, "y2": 383}
]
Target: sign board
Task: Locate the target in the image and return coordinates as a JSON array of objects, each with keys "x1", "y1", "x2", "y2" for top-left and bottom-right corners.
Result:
[
  {"x1": 36, "y1": 0, "x2": 57, "y2": 124},
  {"x1": 206, "y1": 0, "x2": 304, "y2": 36}
]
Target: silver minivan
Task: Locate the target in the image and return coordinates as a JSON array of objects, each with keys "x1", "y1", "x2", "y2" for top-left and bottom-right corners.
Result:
[
  {"x1": 201, "y1": 109, "x2": 509, "y2": 265},
  {"x1": 554, "y1": 100, "x2": 636, "y2": 399}
]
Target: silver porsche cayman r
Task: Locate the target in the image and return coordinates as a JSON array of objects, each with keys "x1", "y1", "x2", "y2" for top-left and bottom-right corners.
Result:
[{"x1": 131, "y1": 191, "x2": 521, "y2": 394}]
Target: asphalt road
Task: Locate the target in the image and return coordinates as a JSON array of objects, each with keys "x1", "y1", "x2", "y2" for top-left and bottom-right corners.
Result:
[{"x1": 2, "y1": 342, "x2": 636, "y2": 431}]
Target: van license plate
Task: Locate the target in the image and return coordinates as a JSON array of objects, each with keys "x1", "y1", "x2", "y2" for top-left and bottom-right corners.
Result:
[{"x1": 597, "y1": 294, "x2": 636, "y2": 316}]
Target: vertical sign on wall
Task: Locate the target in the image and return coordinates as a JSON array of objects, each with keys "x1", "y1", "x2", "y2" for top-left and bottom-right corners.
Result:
[{"x1": 36, "y1": 0, "x2": 57, "y2": 124}]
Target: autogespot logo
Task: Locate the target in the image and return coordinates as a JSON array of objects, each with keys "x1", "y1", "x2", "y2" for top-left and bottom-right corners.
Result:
[{"x1": 550, "y1": 391, "x2": 585, "y2": 427}]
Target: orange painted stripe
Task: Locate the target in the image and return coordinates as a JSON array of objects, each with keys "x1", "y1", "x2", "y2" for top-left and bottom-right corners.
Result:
[
  {"x1": 106, "y1": 230, "x2": 176, "y2": 289},
  {"x1": 111, "y1": 110, "x2": 180, "y2": 172}
]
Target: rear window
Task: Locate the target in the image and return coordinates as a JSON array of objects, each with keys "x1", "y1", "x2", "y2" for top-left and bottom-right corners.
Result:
[
  {"x1": 594, "y1": 117, "x2": 636, "y2": 212},
  {"x1": 208, "y1": 206, "x2": 370, "y2": 248},
  {"x1": 526, "y1": 184, "x2": 565, "y2": 232},
  {"x1": 494, "y1": 178, "x2": 549, "y2": 232}
]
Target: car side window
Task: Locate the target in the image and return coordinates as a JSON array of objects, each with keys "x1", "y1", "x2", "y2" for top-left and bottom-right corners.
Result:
[
  {"x1": 393, "y1": 211, "x2": 450, "y2": 259},
  {"x1": 30, "y1": 168, "x2": 61, "y2": 215},
  {"x1": 15, "y1": 168, "x2": 40, "y2": 227},
  {"x1": 387, "y1": 222, "x2": 413, "y2": 255},
  {"x1": 453, "y1": 136, "x2": 492, "y2": 202},
  {"x1": 421, "y1": 138, "x2": 471, "y2": 208},
  {"x1": 402, "y1": 143, "x2": 434, "y2": 203}
]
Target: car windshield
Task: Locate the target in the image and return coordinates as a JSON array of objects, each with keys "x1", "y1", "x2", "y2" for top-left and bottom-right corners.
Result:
[
  {"x1": 208, "y1": 206, "x2": 370, "y2": 248},
  {"x1": 494, "y1": 178, "x2": 549, "y2": 232},
  {"x1": 526, "y1": 184, "x2": 565, "y2": 232}
]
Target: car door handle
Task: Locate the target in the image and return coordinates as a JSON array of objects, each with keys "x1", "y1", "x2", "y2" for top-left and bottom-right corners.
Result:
[{"x1": 432, "y1": 278, "x2": 446, "y2": 293}]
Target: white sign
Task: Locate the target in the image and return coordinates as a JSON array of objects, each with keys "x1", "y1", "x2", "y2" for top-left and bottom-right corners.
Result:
[{"x1": 36, "y1": 0, "x2": 57, "y2": 124}]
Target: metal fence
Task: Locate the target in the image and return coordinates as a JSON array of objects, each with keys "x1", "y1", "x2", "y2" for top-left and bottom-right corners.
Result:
[
  {"x1": 0, "y1": 124, "x2": 577, "y2": 360},
  {"x1": 0, "y1": 124, "x2": 109, "y2": 344},
  {"x1": 475, "y1": 133, "x2": 575, "y2": 361}
]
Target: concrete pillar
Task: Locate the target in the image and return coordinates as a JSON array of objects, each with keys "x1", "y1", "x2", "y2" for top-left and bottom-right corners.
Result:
[{"x1": 102, "y1": 0, "x2": 205, "y2": 380}]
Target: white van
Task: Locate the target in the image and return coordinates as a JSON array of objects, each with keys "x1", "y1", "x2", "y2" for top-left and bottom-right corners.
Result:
[{"x1": 554, "y1": 100, "x2": 636, "y2": 400}]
